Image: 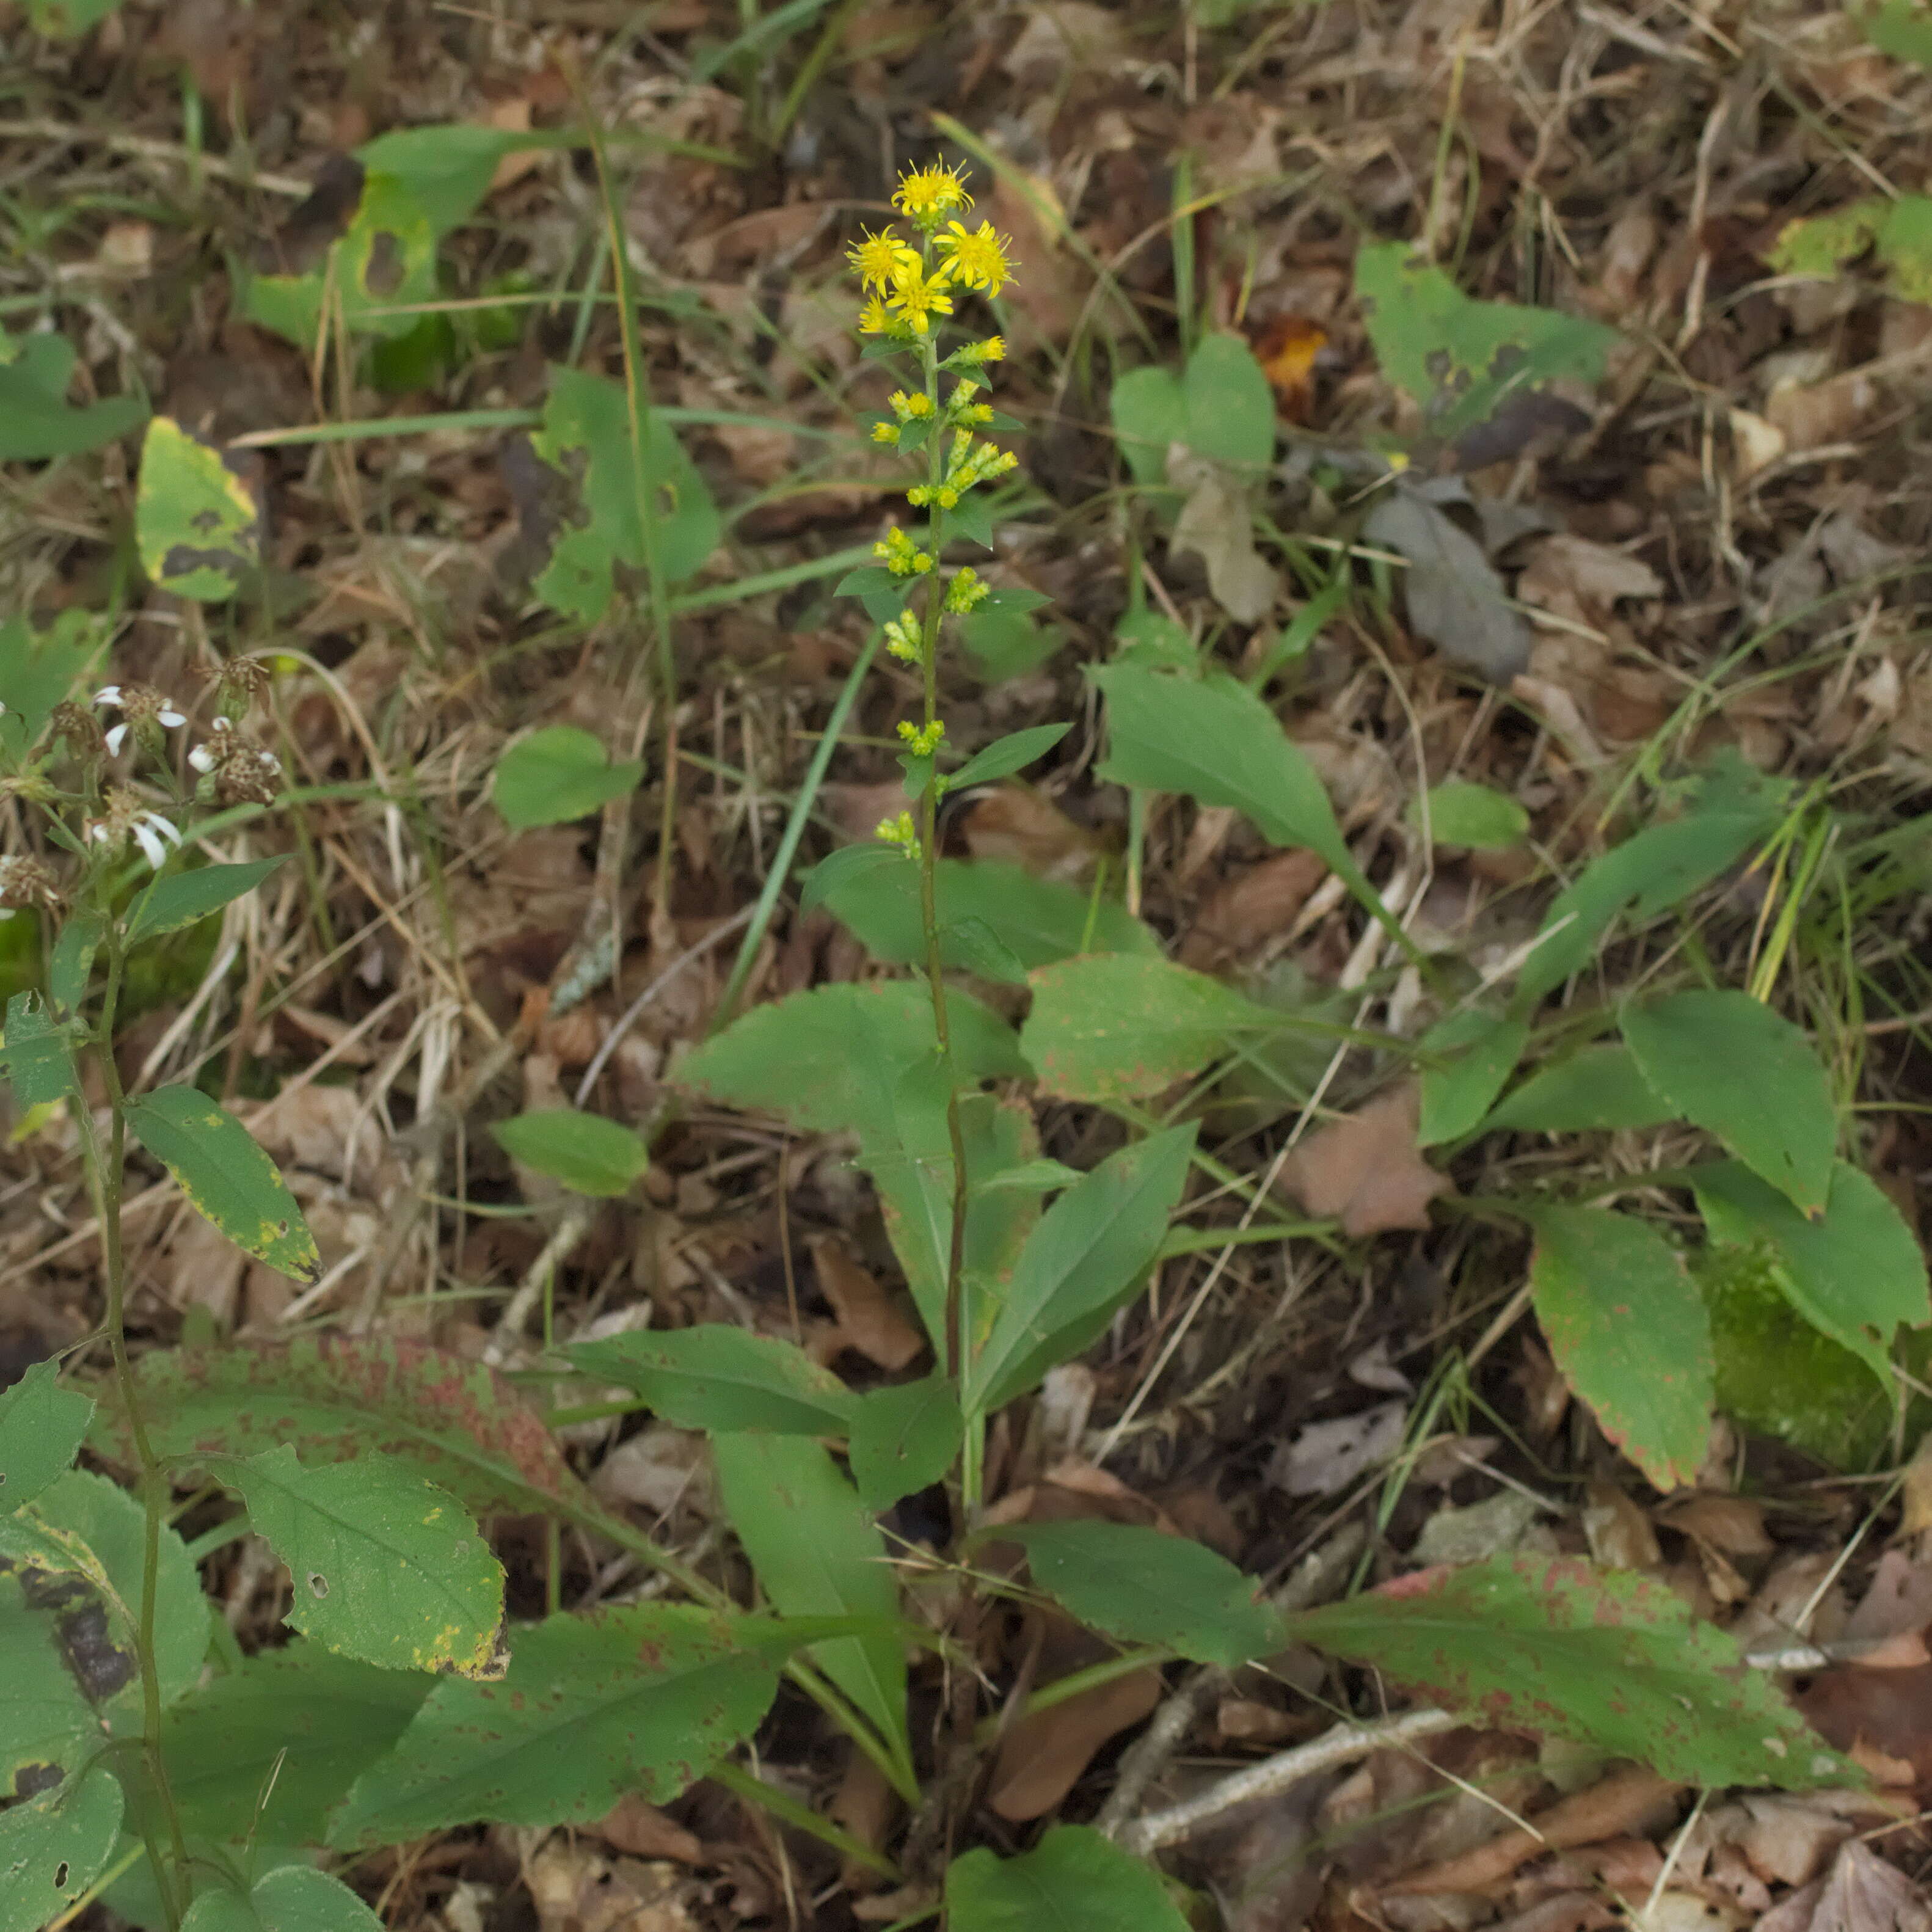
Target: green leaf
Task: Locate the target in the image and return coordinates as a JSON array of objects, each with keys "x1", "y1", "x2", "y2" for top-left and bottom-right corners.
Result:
[
  {"x1": 567, "y1": 1326, "x2": 858, "y2": 1437},
  {"x1": 105, "y1": 1337, "x2": 589, "y2": 1518},
  {"x1": 213, "y1": 1446, "x2": 504, "y2": 1679},
  {"x1": 124, "y1": 858, "x2": 287, "y2": 946},
  {"x1": 0, "y1": 609, "x2": 104, "y2": 767},
  {"x1": 1417, "y1": 1012, "x2": 1528, "y2": 1146},
  {"x1": 330, "y1": 1606, "x2": 779, "y2": 1845},
  {"x1": 947, "y1": 1826, "x2": 1191, "y2": 1932},
  {"x1": 530, "y1": 365, "x2": 720, "y2": 619},
  {"x1": 491, "y1": 726, "x2": 644, "y2": 829},
  {"x1": 1021, "y1": 952, "x2": 1297, "y2": 1103},
  {"x1": 1354, "y1": 241, "x2": 1618, "y2": 451},
  {"x1": 836, "y1": 566, "x2": 917, "y2": 624},
  {"x1": 1482, "y1": 1044, "x2": 1675, "y2": 1135},
  {"x1": 353, "y1": 123, "x2": 533, "y2": 234},
  {"x1": 1292, "y1": 1554, "x2": 1852, "y2": 1790},
  {"x1": 0, "y1": 1768, "x2": 122, "y2": 1932},
  {"x1": 1110, "y1": 365, "x2": 1186, "y2": 490},
  {"x1": 1415, "y1": 780, "x2": 1528, "y2": 849},
  {"x1": 181, "y1": 1865, "x2": 384, "y2": 1932},
  {"x1": 960, "y1": 607, "x2": 1060, "y2": 682},
  {"x1": 0, "y1": 332, "x2": 144, "y2": 462},
  {"x1": 1691, "y1": 1159, "x2": 1930, "y2": 1393},
  {"x1": 1, "y1": 993, "x2": 76, "y2": 1109},
  {"x1": 47, "y1": 911, "x2": 101, "y2": 1019},
  {"x1": 1771, "y1": 194, "x2": 1932, "y2": 307},
  {"x1": 1514, "y1": 757, "x2": 1786, "y2": 1008},
  {"x1": 0, "y1": 1569, "x2": 96, "y2": 1801},
  {"x1": 945, "y1": 723, "x2": 1071, "y2": 792},
  {"x1": 679, "y1": 980, "x2": 1024, "y2": 1140},
  {"x1": 490, "y1": 1109, "x2": 649, "y2": 1197},
  {"x1": 1521, "y1": 1204, "x2": 1712, "y2": 1490},
  {"x1": 0, "y1": 1360, "x2": 92, "y2": 1514},
  {"x1": 1622, "y1": 990, "x2": 1837, "y2": 1216},
  {"x1": 0, "y1": 1470, "x2": 206, "y2": 1722},
  {"x1": 242, "y1": 173, "x2": 438, "y2": 347},
  {"x1": 799, "y1": 842, "x2": 903, "y2": 916},
  {"x1": 1864, "y1": 0, "x2": 1932, "y2": 68},
  {"x1": 819, "y1": 859, "x2": 1156, "y2": 986},
  {"x1": 135, "y1": 417, "x2": 261, "y2": 602},
  {"x1": 849, "y1": 1374, "x2": 963, "y2": 1510},
  {"x1": 160, "y1": 1643, "x2": 431, "y2": 1846},
  {"x1": 999, "y1": 1520, "x2": 1281, "y2": 1666},
  {"x1": 125, "y1": 1084, "x2": 321, "y2": 1283},
  {"x1": 1181, "y1": 332, "x2": 1277, "y2": 472},
  {"x1": 967, "y1": 1124, "x2": 1197, "y2": 1414},
  {"x1": 711, "y1": 1435, "x2": 906, "y2": 1769}
]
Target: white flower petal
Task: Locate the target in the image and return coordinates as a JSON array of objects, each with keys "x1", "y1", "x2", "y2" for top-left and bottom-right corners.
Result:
[
  {"x1": 104, "y1": 723, "x2": 128, "y2": 757},
  {"x1": 137, "y1": 811, "x2": 183, "y2": 848},
  {"x1": 88, "y1": 823, "x2": 110, "y2": 845},
  {"x1": 0, "y1": 908, "x2": 16, "y2": 921},
  {"x1": 188, "y1": 745, "x2": 217, "y2": 773},
  {"x1": 133, "y1": 823, "x2": 166, "y2": 869},
  {"x1": 157, "y1": 709, "x2": 186, "y2": 730},
  {"x1": 93, "y1": 685, "x2": 122, "y2": 708},
  {"x1": 213, "y1": 715, "x2": 232, "y2": 730}
]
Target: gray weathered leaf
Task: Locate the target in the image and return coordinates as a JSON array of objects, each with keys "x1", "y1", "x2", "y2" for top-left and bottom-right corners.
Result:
[{"x1": 1365, "y1": 484, "x2": 1530, "y2": 682}]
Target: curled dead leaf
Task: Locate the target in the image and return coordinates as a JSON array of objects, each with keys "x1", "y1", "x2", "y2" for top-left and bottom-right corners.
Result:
[{"x1": 1275, "y1": 1082, "x2": 1452, "y2": 1236}]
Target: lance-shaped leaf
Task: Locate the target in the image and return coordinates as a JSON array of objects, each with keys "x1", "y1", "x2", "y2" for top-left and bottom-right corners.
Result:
[
  {"x1": 1482, "y1": 1044, "x2": 1675, "y2": 1135},
  {"x1": 1418, "y1": 1011, "x2": 1530, "y2": 1146},
  {"x1": 136, "y1": 417, "x2": 261, "y2": 602},
  {"x1": 330, "y1": 1606, "x2": 778, "y2": 1845},
  {"x1": 491, "y1": 1109, "x2": 649, "y2": 1198},
  {"x1": 212, "y1": 1446, "x2": 504, "y2": 1680},
  {"x1": 124, "y1": 858, "x2": 286, "y2": 946},
  {"x1": 943, "y1": 723, "x2": 1071, "y2": 792},
  {"x1": 103, "y1": 1337, "x2": 588, "y2": 1518},
  {"x1": 1523, "y1": 1203, "x2": 1711, "y2": 1490},
  {"x1": 0, "y1": 1767, "x2": 122, "y2": 1932},
  {"x1": 124, "y1": 1085, "x2": 320, "y2": 1283},
  {"x1": 0, "y1": 1360, "x2": 92, "y2": 1514},
  {"x1": 570, "y1": 1327, "x2": 857, "y2": 1437},
  {"x1": 1291, "y1": 1554, "x2": 1854, "y2": 1790}
]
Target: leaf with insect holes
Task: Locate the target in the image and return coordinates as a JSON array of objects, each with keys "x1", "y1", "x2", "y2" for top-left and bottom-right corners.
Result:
[
  {"x1": 1417, "y1": 1011, "x2": 1528, "y2": 1146},
  {"x1": 0, "y1": 1768, "x2": 122, "y2": 1932},
  {"x1": 819, "y1": 858, "x2": 1156, "y2": 986},
  {"x1": 1482, "y1": 1044, "x2": 1675, "y2": 1135},
  {"x1": 211, "y1": 1446, "x2": 505, "y2": 1680},
  {"x1": 713, "y1": 1435, "x2": 908, "y2": 1766},
  {"x1": 330, "y1": 1606, "x2": 780, "y2": 1846},
  {"x1": 1692, "y1": 1159, "x2": 1930, "y2": 1393},
  {"x1": 105, "y1": 1336, "x2": 590, "y2": 1518},
  {"x1": 179, "y1": 1864, "x2": 384, "y2": 1932},
  {"x1": 1023, "y1": 952, "x2": 1310, "y2": 1103},
  {"x1": 1291, "y1": 1554, "x2": 1854, "y2": 1789},
  {"x1": 567, "y1": 1327, "x2": 858, "y2": 1437},
  {"x1": 1622, "y1": 990, "x2": 1837, "y2": 1216},
  {"x1": 530, "y1": 365, "x2": 720, "y2": 621},
  {"x1": 0, "y1": 1471, "x2": 206, "y2": 1726},
  {"x1": 244, "y1": 172, "x2": 437, "y2": 347},
  {"x1": 948, "y1": 1826, "x2": 1192, "y2": 1932},
  {"x1": 966, "y1": 1125, "x2": 1197, "y2": 1415},
  {"x1": 1, "y1": 993, "x2": 76, "y2": 1110},
  {"x1": 491, "y1": 1109, "x2": 649, "y2": 1197},
  {"x1": 1522, "y1": 1203, "x2": 1711, "y2": 1489},
  {"x1": 849, "y1": 1374, "x2": 963, "y2": 1511},
  {"x1": 124, "y1": 1084, "x2": 319, "y2": 1283},
  {"x1": 161, "y1": 1644, "x2": 431, "y2": 1847},
  {"x1": 1000, "y1": 1520, "x2": 1282, "y2": 1667},
  {"x1": 0, "y1": 331, "x2": 145, "y2": 461},
  {"x1": 124, "y1": 858, "x2": 288, "y2": 946},
  {"x1": 492, "y1": 726, "x2": 643, "y2": 830},
  {"x1": 1354, "y1": 241, "x2": 1617, "y2": 453},
  {"x1": 136, "y1": 417, "x2": 261, "y2": 603},
  {"x1": 0, "y1": 1569, "x2": 96, "y2": 1806},
  {"x1": 0, "y1": 1361, "x2": 92, "y2": 1515}
]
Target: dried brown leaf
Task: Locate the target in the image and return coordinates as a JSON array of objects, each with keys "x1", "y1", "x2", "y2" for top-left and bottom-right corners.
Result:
[
  {"x1": 1275, "y1": 1083, "x2": 1451, "y2": 1236},
  {"x1": 1180, "y1": 849, "x2": 1329, "y2": 969},
  {"x1": 808, "y1": 1235, "x2": 924, "y2": 1372},
  {"x1": 986, "y1": 1664, "x2": 1163, "y2": 1821}
]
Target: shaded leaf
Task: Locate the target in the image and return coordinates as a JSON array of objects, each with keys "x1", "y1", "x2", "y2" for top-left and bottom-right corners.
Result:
[
  {"x1": 1000, "y1": 1520, "x2": 1281, "y2": 1666},
  {"x1": 213, "y1": 1446, "x2": 504, "y2": 1679},
  {"x1": 1109, "y1": 364, "x2": 1185, "y2": 490},
  {"x1": 1181, "y1": 333, "x2": 1277, "y2": 472},
  {"x1": 0, "y1": 1570, "x2": 95, "y2": 1803},
  {"x1": 1522, "y1": 1204, "x2": 1711, "y2": 1489},
  {"x1": 1482, "y1": 1045, "x2": 1675, "y2": 1135},
  {"x1": 798, "y1": 842, "x2": 902, "y2": 916},
  {"x1": 1418, "y1": 1012, "x2": 1528, "y2": 1147},
  {"x1": 1365, "y1": 486, "x2": 1529, "y2": 683},
  {"x1": 1, "y1": 993, "x2": 76, "y2": 1110},
  {"x1": 0, "y1": 610, "x2": 103, "y2": 768},
  {"x1": 568, "y1": 1326, "x2": 858, "y2": 1437},
  {"x1": 106, "y1": 1337, "x2": 589, "y2": 1518},
  {"x1": 1292, "y1": 1554, "x2": 1853, "y2": 1788},
  {"x1": 492, "y1": 726, "x2": 643, "y2": 829},
  {"x1": 849, "y1": 1374, "x2": 963, "y2": 1511},
  {"x1": 180, "y1": 1865, "x2": 382, "y2": 1932},
  {"x1": 125, "y1": 1085, "x2": 320, "y2": 1283},
  {"x1": 136, "y1": 417, "x2": 261, "y2": 603},
  {"x1": 0, "y1": 333, "x2": 145, "y2": 462},
  {"x1": 1864, "y1": 0, "x2": 1932, "y2": 67},
  {"x1": 491, "y1": 1109, "x2": 649, "y2": 1197},
  {"x1": 946, "y1": 723, "x2": 1071, "y2": 792},
  {"x1": 947, "y1": 1826, "x2": 1190, "y2": 1932},
  {"x1": 711, "y1": 1435, "x2": 907, "y2": 1769},
  {"x1": 1623, "y1": 990, "x2": 1836, "y2": 1216},
  {"x1": 330, "y1": 1606, "x2": 778, "y2": 1845},
  {"x1": 1415, "y1": 779, "x2": 1529, "y2": 849},
  {"x1": 0, "y1": 1360, "x2": 92, "y2": 1515},
  {"x1": 125, "y1": 858, "x2": 286, "y2": 946},
  {"x1": 0, "y1": 1768, "x2": 122, "y2": 1932}
]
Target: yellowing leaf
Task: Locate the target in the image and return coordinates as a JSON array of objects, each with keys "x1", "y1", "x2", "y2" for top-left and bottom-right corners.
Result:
[{"x1": 136, "y1": 417, "x2": 261, "y2": 603}]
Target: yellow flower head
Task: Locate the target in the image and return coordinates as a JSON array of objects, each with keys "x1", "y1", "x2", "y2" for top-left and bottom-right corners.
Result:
[
  {"x1": 858, "y1": 295, "x2": 891, "y2": 337},
  {"x1": 886, "y1": 257, "x2": 955, "y2": 334},
  {"x1": 937, "y1": 219, "x2": 1015, "y2": 297},
  {"x1": 893, "y1": 159, "x2": 972, "y2": 226},
  {"x1": 847, "y1": 225, "x2": 918, "y2": 294}
]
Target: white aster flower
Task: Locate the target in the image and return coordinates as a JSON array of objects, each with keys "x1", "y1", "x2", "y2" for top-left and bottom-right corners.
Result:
[
  {"x1": 131, "y1": 812, "x2": 182, "y2": 871},
  {"x1": 104, "y1": 723, "x2": 129, "y2": 756}
]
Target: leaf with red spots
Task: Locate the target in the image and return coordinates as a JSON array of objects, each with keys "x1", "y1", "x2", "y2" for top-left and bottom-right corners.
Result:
[
  {"x1": 327, "y1": 1606, "x2": 778, "y2": 1845},
  {"x1": 1524, "y1": 1203, "x2": 1712, "y2": 1490},
  {"x1": 1292, "y1": 1555, "x2": 1856, "y2": 1791},
  {"x1": 100, "y1": 1338, "x2": 586, "y2": 1518}
]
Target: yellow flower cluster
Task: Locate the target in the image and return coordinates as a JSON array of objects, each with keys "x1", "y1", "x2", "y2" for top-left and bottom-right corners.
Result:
[{"x1": 845, "y1": 161, "x2": 1016, "y2": 337}]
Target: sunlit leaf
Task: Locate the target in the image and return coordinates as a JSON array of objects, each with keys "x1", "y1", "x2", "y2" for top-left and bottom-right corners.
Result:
[{"x1": 136, "y1": 417, "x2": 261, "y2": 603}]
